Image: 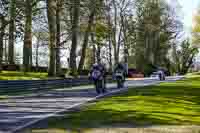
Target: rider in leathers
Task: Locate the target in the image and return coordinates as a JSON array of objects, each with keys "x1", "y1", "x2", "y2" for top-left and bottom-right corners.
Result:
[{"x1": 90, "y1": 63, "x2": 107, "y2": 94}]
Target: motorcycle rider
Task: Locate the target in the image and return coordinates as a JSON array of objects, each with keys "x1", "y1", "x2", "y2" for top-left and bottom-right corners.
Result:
[
  {"x1": 113, "y1": 63, "x2": 127, "y2": 87},
  {"x1": 114, "y1": 63, "x2": 127, "y2": 77},
  {"x1": 89, "y1": 62, "x2": 107, "y2": 94},
  {"x1": 158, "y1": 69, "x2": 165, "y2": 81}
]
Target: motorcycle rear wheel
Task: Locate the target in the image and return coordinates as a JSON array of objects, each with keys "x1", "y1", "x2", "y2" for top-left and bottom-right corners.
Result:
[{"x1": 117, "y1": 79, "x2": 124, "y2": 88}]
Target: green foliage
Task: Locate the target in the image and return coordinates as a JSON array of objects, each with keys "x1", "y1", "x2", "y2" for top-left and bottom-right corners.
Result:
[
  {"x1": 134, "y1": 0, "x2": 182, "y2": 74},
  {"x1": 94, "y1": 22, "x2": 109, "y2": 44},
  {"x1": 67, "y1": 68, "x2": 78, "y2": 78},
  {"x1": 173, "y1": 40, "x2": 199, "y2": 74},
  {"x1": 84, "y1": 48, "x2": 93, "y2": 69},
  {"x1": 143, "y1": 63, "x2": 157, "y2": 76}
]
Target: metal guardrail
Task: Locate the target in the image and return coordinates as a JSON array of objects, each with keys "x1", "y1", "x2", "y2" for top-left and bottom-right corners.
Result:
[
  {"x1": 0, "y1": 77, "x2": 113, "y2": 93},
  {"x1": 0, "y1": 78, "x2": 93, "y2": 93}
]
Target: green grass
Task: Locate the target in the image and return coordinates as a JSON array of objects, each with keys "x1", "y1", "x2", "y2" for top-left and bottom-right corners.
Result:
[
  {"x1": 27, "y1": 75, "x2": 200, "y2": 133},
  {"x1": 0, "y1": 71, "x2": 48, "y2": 80}
]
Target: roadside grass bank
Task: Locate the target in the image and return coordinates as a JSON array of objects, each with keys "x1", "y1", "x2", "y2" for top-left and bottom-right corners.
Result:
[
  {"x1": 24, "y1": 75, "x2": 200, "y2": 133},
  {"x1": 0, "y1": 71, "x2": 48, "y2": 80}
]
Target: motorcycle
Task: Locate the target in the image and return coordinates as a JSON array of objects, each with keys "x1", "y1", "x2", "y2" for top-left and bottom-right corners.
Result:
[
  {"x1": 115, "y1": 69, "x2": 125, "y2": 89},
  {"x1": 158, "y1": 71, "x2": 165, "y2": 81},
  {"x1": 91, "y1": 69, "x2": 106, "y2": 94}
]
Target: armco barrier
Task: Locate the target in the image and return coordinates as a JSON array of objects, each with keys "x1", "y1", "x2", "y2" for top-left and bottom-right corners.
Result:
[{"x1": 0, "y1": 77, "x2": 113, "y2": 93}]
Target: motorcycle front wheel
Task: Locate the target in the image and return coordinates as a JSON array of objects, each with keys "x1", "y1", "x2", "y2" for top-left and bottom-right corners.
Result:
[
  {"x1": 95, "y1": 80, "x2": 101, "y2": 94},
  {"x1": 117, "y1": 78, "x2": 124, "y2": 89},
  {"x1": 95, "y1": 80, "x2": 105, "y2": 94}
]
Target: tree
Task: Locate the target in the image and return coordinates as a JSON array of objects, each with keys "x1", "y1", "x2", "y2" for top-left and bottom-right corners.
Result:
[
  {"x1": 0, "y1": 0, "x2": 9, "y2": 71},
  {"x1": 84, "y1": 47, "x2": 93, "y2": 69},
  {"x1": 78, "y1": 0, "x2": 96, "y2": 73},
  {"x1": 69, "y1": 0, "x2": 80, "y2": 76},
  {"x1": 33, "y1": 31, "x2": 48, "y2": 71},
  {"x1": 175, "y1": 40, "x2": 198, "y2": 74},
  {"x1": 106, "y1": 7, "x2": 113, "y2": 71},
  {"x1": 8, "y1": 0, "x2": 16, "y2": 64},
  {"x1": 0, "y1": 0, "x2": 187, "y2": 77},
  {"x1": 23, "y1": 0, "x2": 33, "y2": 72},
  {"x1": 112, "y1": 0, "x2": 118, "y2": 64},
  {"x1": 46, "y1": 0, "x2": 57, "y2": 76},
  {"x1": 55, "y1": 0, "x2": 62, "y2": 76},
  {"x1": 134, "y1": 0, "x2": 182, "y2": 75}
]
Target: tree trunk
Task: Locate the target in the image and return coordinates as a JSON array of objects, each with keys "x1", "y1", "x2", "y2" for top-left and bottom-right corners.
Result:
[
  {"x1": 47, "y1": 0, "x2": 57, "y2": 76},
  {"x1": 56, "y1": 0, "x2": 61, "y2": 76},
  {"x1": 23, "y1": 0, "x2": 32, "y2": 72},
  {"x1": 0, "y1": 16, "x2": 9, "y2": 71},
  {"x1": 117, "y1": 25, "x2": 122, "y2": 62},
  {"x1": 97, "y1": 44, "x2": 101, "y2": 64},
  {"x1": 78, "y1": 7, "x2": 95, "y2": 73},
  {"x1": 108, "y1": 35, "x2": 112, "y2": 71},
  {"x1": 106, "y1": 5, "x2": 112, "y2": 71},
  {"x1": 91, "y1": 33, "x2": 96, "y2": 65},
  {"x1": 0, "y1": 34, "x2": 3, "y2": 71},
  {"x1": 35, "y1": 38, "x2": 39, "y2": 71},
  {"x1": 112, "y1": 0, "x2": 118, "y2": 65},
  {"x1": 69, "y1": 0, "x2": 80, "y2": 76},
  {"x1": 4, "y1": 37, "x2": 8, "y2": 64},
  {"x1": 0, "y1": 22, "x2": 4, "y2": 71},
  {"x1": 121, "y1": 15, "x2": 129, "y2": 74},
  {"x1": 8, "y1": 0, "x2": 16, "y2": 65}
]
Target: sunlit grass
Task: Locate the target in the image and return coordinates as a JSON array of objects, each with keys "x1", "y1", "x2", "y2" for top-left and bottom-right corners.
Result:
[
  {"x1": 0, "y1": 95, "x2": 7, "y2": 99},
  {"x1": 27, "y1": 75, "x2": 200, "y2": 132},
  {"x1": 0, "y1": 71, "x2": 48, "y2": 80},
  {"x1": 29, "y1": 129, "x2": 67, "y2": 133},
  {"x1": 0, "y1": 71, "x2": 48, "y2": 98}
]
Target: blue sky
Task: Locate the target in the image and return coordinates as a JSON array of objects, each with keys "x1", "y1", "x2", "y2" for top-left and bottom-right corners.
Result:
[
  {"x1": 180, "y1": 0, "x2": 199, "y2": 27},
  {"x1": 166, "y1": 0, "x2": 199, "y2": 35},
  {"x1": 175, "y1": 0, "x2": 199, "y2": 31}
]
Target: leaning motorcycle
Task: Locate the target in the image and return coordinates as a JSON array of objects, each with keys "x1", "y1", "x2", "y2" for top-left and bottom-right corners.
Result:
[
  {"x1": 115, "y1": 70, "x2": 125, "y2": 89},
  {"x1": 91, "y1": 69, "x2": 105, "y2": 94}
]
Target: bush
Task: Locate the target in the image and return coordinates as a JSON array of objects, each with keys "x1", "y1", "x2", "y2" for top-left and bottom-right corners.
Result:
[
  {"x1": 67, "y1": 69, "x2": 78, "y2": 77},
  {"x1": 143, "y1": 63, "x2": 157, "y2": 76},
  {"x1": 79, "y1": 70, "x2": 90, "y2": 76}
]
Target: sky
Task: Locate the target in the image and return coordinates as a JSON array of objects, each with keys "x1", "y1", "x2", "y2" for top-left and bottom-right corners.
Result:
[
  {"x1": 180, "y1": 0, "x2": 199, "y2": 28},
  {"x1": 170, "y1": 0, "x2": 199, "y2": 34}
]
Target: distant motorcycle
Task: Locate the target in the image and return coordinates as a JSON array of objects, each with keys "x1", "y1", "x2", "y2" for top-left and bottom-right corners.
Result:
[
  {"x1": 91, "y1": 69, "x2": 106, "y2": 94},
  {"x1": 150, "y1": 71, "x2": 165, "y2": 81},
  {"x1": 159, "y1": 73, "x2": 165, "y2": 81},
  {"x1": 158, "y1": 71, "x2": 165, "y2": 81},
  {"x1": 114, "y1": 69, "x2": 125, "y2": 89}
]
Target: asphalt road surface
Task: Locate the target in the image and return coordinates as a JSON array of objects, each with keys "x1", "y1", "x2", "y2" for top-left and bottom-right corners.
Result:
[{"x1": 0, "y1": 76, "x2": 183, "y2": 133}]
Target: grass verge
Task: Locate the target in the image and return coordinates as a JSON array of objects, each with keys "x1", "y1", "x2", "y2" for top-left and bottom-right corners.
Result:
[
  {"x1": 25, "y1": 75, "x2": 200, "y2": 133},
  {"x1": 0, "y1": 71, "x2": 48, "y2": 80}
]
